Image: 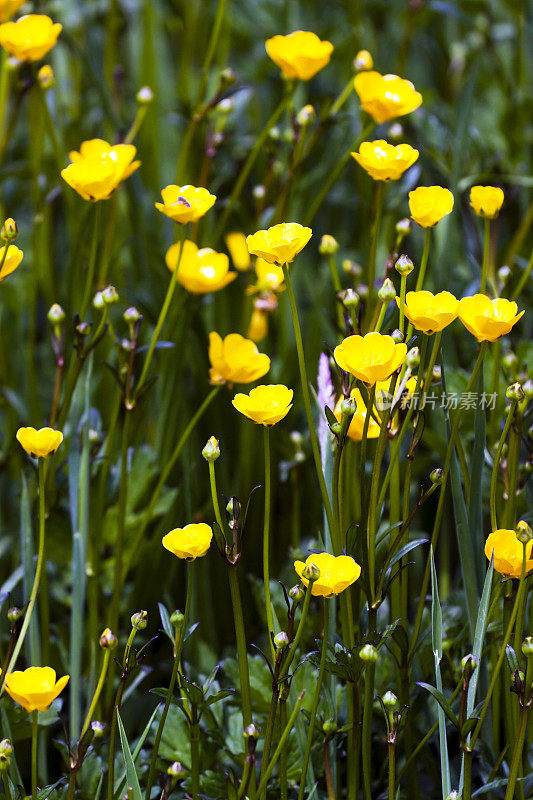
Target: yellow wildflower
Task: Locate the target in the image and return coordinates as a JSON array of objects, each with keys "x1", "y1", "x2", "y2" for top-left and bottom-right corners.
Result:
[
  {"x1": 354, "y1": 70, "x2": 422, "y2": 123},
  {"x1": 458, "y1": 295, "x2": 524, "y2": 342},
  {"x1": 266, "y1": 31, "x2": 333, "y2": 81},
  {"x1": 246, "y1": 223, "x2": 312, "y2": 265},
  {"x1": 232, "y1": 384, "x2": 293, "y2": 426},
  {"x1": 5, "y1": 667, "x2": 69, "y2": 713},
  {"x1": 294, "y1": 553, "x2": 361, "y2": 597},
  {"x1": 208, "y1": 332, "x2": 270, "y2": 385},
  {"x1": 352, "y1": 140, "x2": 419, "y2": 181},
  {"x1": 162, "y1": 523, "x2": 213, "y2": 561},
  {"x1": 166, "y1": 240, "x2": 236, "y2": 294},
  {"x1": 155, "y1": 185, "x2": 216, "y2": 223}
]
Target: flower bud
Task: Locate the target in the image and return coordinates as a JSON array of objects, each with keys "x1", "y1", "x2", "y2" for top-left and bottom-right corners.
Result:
[
  {"x1": 0, "y1": 740, "x2": 13, "y2": 757},
  {"x1": 395, "y1": 218, "x2": 411, "y2": 236},
  {"x1": 76, "y1": 322, "x2": 92, "y2": 336},
  {"x1": 406, "y1": 347, "x2": 420, "y2": 369},
  {"x1": 289, "y1": 583, "x2": 305, "y2": 603},
  {"x1": 330, "y1": 422, "x2": 342, "y2": 435},
  {"x1": 502, "y1": 351, "x2": 518, "y2": 374},
  {"x1": 340, "y1": 397, "x2": 357, "y2": 417},
  {"x1": 322, "y1": 718, "x2": 337, "y2": 735},
  {"x1": 522, "y1": 379, "x2": 533, "y2": 400},
  {"x1": 123, "y1": 306, "x2": 140, "y2": 324},
  {"x1": 202, "y1": 435, "x2": 220, "y2": 462},
  {"x1": 359, "y1": 644, "x2": 378, "y2": 663},
  {"x1": 430, "y1": 467, "x2": 443, "y2": 485},
  {"x1": 354, "y1": 49, "x2": 373, "y2": 71},
  {"x1": 378, "y1": 278, "x2": 396, "y2": 304},
  {"x1": 268, "y1": 126, "x2": 280, "y2": 142},
  {"x1": 356, "y1": 283, "x2": 369, "y2": 299},
  {"x1": 99, "y1": 627, "x2": 118, "y2": 649},
  {"x1": 391, "y1": 329, "x2": 404, "y2": 344},
  {"x1": 382, "y1": 691, "x2": 397, "y2": 709},
  {"x1": 136, "y1": 86, "x2": 154, "y2": 105},
  {"x1": 302, "y1": 562, "x2": 320, "y2": 582},
  {"x1": 461, "y1": 654, "x2": 478, "y2": 678},
  {"x1": 445, "y1": 792, "x2": 461, "y2": 800},
  {"x1": 244, "y1": 723, "x2": 258, "y2": 740},
  {"x1": 319, "y1": 235, "x2": 339, "y2": 255},
  {"x1": 340, "y1": 288, "x2": 360, "y2": 308},
  {"x1": 395, "y1": 254, "x2": 414, "y2": 276},
  {"x1": 296, "y1": 104, "x2": 315, "y2": 126},
  {"x1": 93, "y1": 291, "x2": 105, "y2": 310},
  {"x1": 1, "y1": 218, "x2": 18, "y2": 242},
  {"x1": 515, "y1": 520, "x2": 533, "y2": 545},
  {"x1": 91, "y1": 721, "x2": 106, "y2": 737},
  {"x1": 170, "y1": 609, "x2": 185, "y2": 627},
  {"x1": 522, "y1": 637, "x2": 533, "y2": 657},
  {"x1": 38, "y1": 64, "x2": 54, "y2": 89},
  {"x1": 282, "y1": 128, "x2": 295, "y2": 144},
  {"x1": 342, "y1": 259, "x2": 362, "y2": 277},
  {"x1": 131, "y1": 610, "x2": 148, "y2": 630},
  {"x1": 220, "y1": 67, "x2": 236, "y2": 85},
  {"x1": 47, "y1": 303, "x2": 65, "y2": 325},
  {"x1": 498, "y1": 265, "x2": 512, "y2": 286},
  {"x1": 506, "y1": 382, "x2": 524, "y2": 403},
  {"x1": 7, "y1": 606, "x2": 22, "y2": 623},
  {"x1": 102, "y1": 285, "x2": 119, "y2": 305},
  {"x1": 167, "y1": 761, "x2": 185, "y2": 777},
  {"x1": 274, "y1": 631, "x2": 290, "y2": 650},
  {"x1": 253, "y1": 184, "x2": 266, "y2": 200},
  {"x1": 388, "y1": 122, "x2": 404, "y2": 141}
]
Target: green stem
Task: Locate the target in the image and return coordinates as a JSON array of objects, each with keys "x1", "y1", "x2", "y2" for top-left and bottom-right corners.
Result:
[
  {"x1": 262, "y1": 427, "x2": 275, "y2": 660},
  {"x1": 190, "y1": 725, "x2": 200, "y2": 799},
  {"x1": 2, "y1": 772, "x2": 12, "y2": 800},
  {"x1": 281, "y1": 263, "x2": 335, "y2": 537},
  {"x1": 388, "y1": 742, "x2": 395, "y2": 800},
  {"x1": 490, "y1": 401, "x2": 517, "y2": 531},
  {"x1": 257, "y1": 692, "x2": 305, "y2": 798},
  {"x1": 80, "y1": 649, "x2": 111, "y2": 739},
  {"x1": 227, "y1": 566, "x2": 253, "y2": 729},
  {"x1": 80, "y1": 203, "x2": 102, "y2": 318},
  {"x1": 96, "y1": 194, "x2": 118, "y2": 288},
  {"x1": 279, "y1": 699, "x2": 288, "y2": 800},
  {"x1": 107, "y1": 628, "x2": 137, "y2": 800},
  {"x1": 504, "y1": 706, "x2": 529, "y2": 800},
  {"x1": 366, "y1": 181, "x2": 385, "y2": 308},
  {"x1": 414, "y1": 228, "x2": 431, "y2": 292},
  {"x1": 480, "y1": 217, "x2": 491, "y2": 294},
  {"x1": 108, "y1": 410, "x2": 133, "y2": 637},
  {"x1": 398, "y1": 275, "x2": 407, "y2": 335},
  {"x1": 511, "y1": 241, "x2": 533, "y2": 301},
  {"x1": 362, "y1": 662, "x2": 375, "y2": 800},
  {"x1": 503, "y1": 410, "x2": 523, "y2": 530},
  {"x1": 31, "y1": 710, "x2": 38, "y2": 800}
]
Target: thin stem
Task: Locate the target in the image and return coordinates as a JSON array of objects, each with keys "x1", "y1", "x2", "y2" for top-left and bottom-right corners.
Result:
[
  {"x1": 388, "y1": 741, "x2": 395, "y2": 800},
  {"x1": 257, "y1": 692, "x2": 305, "y2": 798},
  {"x1": 362, "y1": 662, "x2": 375, "y2": 800},
  {"x1": 490, "y1": 401, "x2": 517, "y2": 531},
  {"x1": 398, "y1": 275, "x2": 407, "y2": 335},
  {"x1": 480, "y1": 217, "x2": 491, "y2": 293},
  {"x1": 414, "y1": 228, "x2": 431, "y2": 292},
  {"x1": 31, "y1": 710, "x2": 38, "y2": 800},
  {"x1": 263, "y1": 427, "x2": 275, "y2": 661},
  {"x1": 80, "y1": 203, "x2": 102, "y2": 318},
  {"x1": 108, "y1": 410, "x2": 132, "y2": 637},
  {"x1": 366, "y1": 181, "x2": 385, "y2": 307},
  {"x1": 190, "y1": 725, "x2": 200, "y2": 799},
  {"x1": 80, "y1": 649, "x2": 111, "y2": 739},
  {"x1": 504, "y1": 705, "x2": 529, "y2": 800},
  {"x1": 107, "y1": 628, "x2": 137, "y2": 800},
  {"x1": 511, "y1": 241, "x2": 533, "y2": 301},
  {"x1": 2, "y1": 773, "x2": 12, "y2": 800}
]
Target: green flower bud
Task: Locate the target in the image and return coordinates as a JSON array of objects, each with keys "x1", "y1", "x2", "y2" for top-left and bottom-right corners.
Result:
[
  {"x1": 406, "y1": 347, "x2": 420, "y2": 369},
  {"x1": 91, "y1": 721, "x2": 106, "y2": 737},
  {"x1": 378, "y1": 278, "x2": 396, "y2": 304},
  {"x1": 359, "y1": 644, "x2": 378, "y2": 663},
  {"x1": 382, "y1": 691, "x2": 397, "y2": 709},
  {"x1": 522, "y1": 637, "x2": 533, "y2": 657},
  {"x1": 395, "y1": 218, "x2": 411, "y2": 236},
  {"x1": 131, "y1": 610, "x2": 148, "y2": 630},
  {"x1": 170, "y1": 610, "x2": 185, "y2": 627},
  {"x1": 47, "y1": 303, "x2": 66, "y2": 325},
  {"x1": 430, "y1": 467, "x2": 443, "y2": 485},
  {"x1": 498, "y1": 265, "x2": 512, "y2": 286},
  {"x1": 202, "y1": 436, "x2": 220, "y2": 462},
  {"x1": 102, "y1": 285, "x2": 119, "y2": 305},
  {"x1": 93, "y1": 291, "x2": 105, "y2": 310},
  {"x1": 506, "y1": 382, "x2": 524, "y2": 403},
  {"x1": 274, "y1": 631, "x2": 290, "y2": 650},
  {"x1": 388, "y1": 122, "x2": 404, "y2": 141},
  {"x1": 340, "y1": 288, "x2": 360, "y2": 308},
  {"x1": 395, "y1": 254, "x2": 414, "y2": 276},
  {"x1": 342, "y1": 259, "x2": 362, "y2": 277},
  {"x1": 391, "y1": 329, "x2": 404, "y2": 344},
  {"x1": 268, "y1": 126, "x2": 280, "y2": 142},
  {"x1": 322, "y1": 718, "x2": 337, "y2": 735},
  {"x1": 340, "y1": 397, "x2": 357, "y2": 417},
  {"x1": 0, "y1": 740, "x2": 13, "y2": 757},
  {"x1": 319, "y1": 235, "x2": 339, "y2": 255},
  {"x1": 76, "y1": 322, "x2": 92, "y2": 336},
  {"x1": 1, "y1": 218, "x2": 18, "y2": 242},
  {"x1": 136, "y1": 86, "x2": 154, "y2": 105},
  {"x1": 515, "y1": 520, "x2": 533, "y2": 545},
  {"x1": 502, "y1": 351, "x2": 518, "y2": 373},
  {"x1": 7, "y1": 606, "x2": 22, "y2": 623},
  {"x1": 244, "y1": 723, "x2": 259, "y2": 739},
  {"x1": 123, "y1": 306, "x2": 140, "y2": 324},
  {"x1": 253, "y1": 184, "x2": 266, "y2": 200},
  {"x1": 220, "y1": 67, "x2": 236, "y2": 85},
  {"x1": 296, "y1": 104, "x2": 315, "y2": 126},
  {"x1": 302, "y1": 562, "x2": 320, "y2": 582},
  {"x1": 217, "y1": 97, "x2": 233, "y2": 114},
  {"x1": 167, "y1": 761, "x2": 185, "y2": 777},
  {"x1": 289, "y1": 584, "x2": 305, "y2": 603},
  {"x1": 99, "y1": 627, "x2": 118, "y2": 649}
]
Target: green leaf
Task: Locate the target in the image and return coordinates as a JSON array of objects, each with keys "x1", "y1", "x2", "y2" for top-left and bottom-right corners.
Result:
[
  {"x1": 116, "y1": 711, "x2": 143, "y2": 800},
  {"x1": 417, "y1": 682, "x2": 459, "y2": 730}
]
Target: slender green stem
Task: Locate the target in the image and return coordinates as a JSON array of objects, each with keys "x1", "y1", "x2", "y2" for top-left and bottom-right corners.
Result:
[
  {"x1": 388, "y1": 742, "x2": 395, "y2": 800},
  {"x1": 490, "y1": 401, "x2": 517, "y2": 531},
  {"x1": 31, "y1": 710, "x2": 38, "y2": 800},
  {"x1": 511, "y1": 241, "x2": 533, "y2": 300},
  {"x1": 280, "y1": 577, "x2": 313, "y2": 680},
  {"x1": 2, "y1": 772, "x2": 12, "y2": 800},
  {"x1": 80, "y1": 649, "x2": 111, "y2": 739},
  {"x1": 263, "y1": 427, "x2": 275, "y2": 660},
  {"x1": 414, "y1": 228, "x2": 431, "y2": 292},
  {"x1": 362, "y1": 662, "x2": 375, "y2": 800},
  {"x1": 480, "y1": 217, "x2": 491, "y2": 293},
  {"x1": 279, "y1": 699, "x2": 288, "y2": 800},
  {"x1": 107, "y1": 628, "x2": 137, "y2": 800},
  {"x1": 373, "y1": 301, "x2": 386, "y2": 332},
  {"x1": 108, "y1": 410, "x2": 132, "y2": 636},
  {"x1": 190, "y1": 724, "x2": 200, "y2": 799},
  {"x1": 366, "y1": 181, "x2": 385, "y2": 308},
  {"x1": 504, "y1": 705, "x2": 529, "y2": 800},
  {"x1": 96, "y1": 194, "x2": 118, "y2": 288},
  {"x1": 398, "y1": 275, "x2": 407, "y2": 335},
  {"x1": 298, "y1": 602, "x2": 329, "y2": 800},
  {"x1": 227, "y1": 567, "x2": 253, "y2": 729},
  {"x1": 257, "y1": 692, "x2": 305, "y2": 798},
  {"x1": 80, "y1": 203, "x2": 102, "y2": 318},
  {"x1": 503, "y1": 410, "x2": 523, "y2": 529},
  {"x1": 281, "y1": 263, "x2": 335, "y2": 537}
]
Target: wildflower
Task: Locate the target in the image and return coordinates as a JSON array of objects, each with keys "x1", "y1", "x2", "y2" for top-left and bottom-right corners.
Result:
[
  {"x1": 165, "y1": 240, "x2": 236, "y2": 294},
  {"x1": 458, "y1": 295, "x2": 524, "y2": 342},
  {"x1": 0, "y1": 243, "x2": 22, "y2": 281},
  {"x1": 16, "y1": 426, "x2": 63, "y2": 458},
  {"x1": 334, "y1": 388, "x2": 380, "y2": 442},
  {"x1": 354, "y1": 49, "x2": 373, "y2": 71},
  {"x1": 225, "y1": 232, "x2": 250, "y2": 271},
  {"x1": 61, "y1": 139, "x2": 140, "y2": 201},
  {"x1": 297, "y1": 104, "x2": 315, "y2": 126},
  {"x1": 398, "y1": 290, "x2": 459, "y2": 334},
  {"x1": 37, "y1": 64, "x2": 54, "y2": 89},
  {"x1": 334, "y1": 331, "x2": 407, "y2": 386},
  {"x1": 469, "y1": 185, "x2": 504, "y2": 219},
  {"x1": 1, "y1": 217, "x2": 17, "y2": 241},
  {"x1": 208, "y1": 332, "x2": 270, "y2": 385},
  {"x1": 352, "y1": 140, "x2": 419, "y2": 181},
  {"x1": 246, "y1": 223, "x2": 312, "y2": 265},
  {"x1": 162, "y1": 523, "x2": 213, "y2": 560},
  {"x1": 485, "y1": 527, "x2": 533, "y2": 579},
  {"x1": 232, "y1": 384, "x2": 293, "y2": 425},
  {"x1": 0, "y1": 0, "x2": 24, "y2": 22},
  {"x1": 247, "y1": 258, "x2": 285, "y2": 294},
  {"x1": 155, "y1": 184, "x2": 216, "y2": 223},
  {"x1": 0, "y1": 15, "x2": 61, "y2": 61},
  {"x1": 248, "y1": 308, "x2": 268, "y2": 341},
  {"x1": 4, "y1": 667, "x2": 69, "y2": 713},
  {"x1": 294, "y1": 553, "x2": 361, "y2": 597},
  {"x1": 202, "y1": 436, "x2": 220, "y2": 462},
  {"x1": 409, "y1": 186, "x2": 454, "y2": 228},
  {"x1": 265, "y1": 31, "x2": 333, "y2": 81},
  {"x1": 354, "y1": 70, "x2": 422, "y2": 124}
]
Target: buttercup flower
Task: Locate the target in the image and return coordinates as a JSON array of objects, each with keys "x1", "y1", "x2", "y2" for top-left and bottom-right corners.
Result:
[
  {"x1": 398, "y1": 290, "x2": 459, "y2": 334},
  {"x1": 458, "y1": 295, "x2": 524, "y2": 342},
  {"x1": 354, "y1": 50, "x2": 373, "y2": 71},
  {"x1": 225, "y1": 232, "x2": 250, "y2": 271},
  {"x1": 409, "y1": 186, "x2": 454, "y2": 228},
  {"x1": 485, "y1": 528, "x2": 533, "y2": 579},
  {"x1": 470, "y1": 186, "x2": 504, "y2": 219},
  {"x1": 0, "y1": 15, "x2": 62, "y2": 61},
  {"x1": 16, "y1": 427, "x2": 63, "y2": 458},
  {"x1": 232, "y1": 384, "x2": 293, "y2": 425},
  {"x1": 334, "y1": 388, "x2": 380, "y2": 442},
  {"x1": 5, "y1": 667, "x2": 69, "y2": 713},
  {"x1": 334, "y1": 332, "x2": 407, "y2": 386},
  {"x1": 352, "y1": 140, "x2": 419, "y2": 181},
  {"x1": 162, "y1": 523, "x2": 213, "y2": 560},
  {"x1": 0, "y1": 0, "x2": 25, "y2": 22},
  {"x1": 155, "y1": 185, "x2": 216, "y2": 223},
  {"x1": 354, "y1": 71, "x2": 422, "y2": 124},
  {"x1": 248, "y1": 308, "x2": 268, "y2": 341},
  {"x1": 61, "y1": 139, "x2": 140, "y2": 201},
  {"x1": 0, "y1": 243, "x2": 22, "y2": 281},
  {"x1": 294, "y1": 553, "x2": 361, "y2": 597},
  {"x1": 208, "y1": 332, "x2": 270, "y2": 385},
  {"x1": 247, "y1": 259, "x2": 285, "y2": 294},
  {"x1": 166, "y1": 240, "x2": 236, "y2": 294},
  {"x1": 246, "y1": 223, "x2": 312, "y2": 265},
  {"x1": 265, "y1": 31, "x2": 333, "y2": 81}
]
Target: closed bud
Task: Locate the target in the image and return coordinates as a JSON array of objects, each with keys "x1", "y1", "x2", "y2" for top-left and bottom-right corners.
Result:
[
  {"x1": 170, "y1": 610, "x2": 185, "y2": 627},
  {"x1": 91, "y1": 721, "x2": 106, "y2": 737},
  {"x1": 302, "y1": 562, "x2": 320, "y2": 582},
  {"x1": 340, "y1": 397, "x2": 357, "y2": 417},
  {"x1": 430, "y1": 467, "x2": 443, "y2": 485},
  {"x1": 253, "y1": 184, "x2": 266, "y2": 200},
  {"x1": 378, "y1": 278, "x2": 396, "y2": 304},
  {"x1": 461, "y1": 654, "x2": 478, "y2": 678},
  {"x1": 48, "y1": 303, "x2": 65, "y2": 325},
  {"x1": 446, "y1": 793, "x2": 461, "y2": 800},
  {"x1": 322, "y1": 718, "x2": 337, "y2": 735},
  {"x1": 319, "y1": 235, "x2": 339, "y2": 255},
  {"x1": 340, "y1": 288, "x2": 360, "y2": 308},
  {"x1": 391, "y1": 329, "x2": 404, "y2": 344},
  {"x1": 388, "y1": 122, "x2": 404, "y2": 141},
  {"x1": 522, "y1": 637, "x2": 533, "y2": 657},
  {"x1": 502, "y1": 351, "x2": 518, "y2": 373},
  {"x1": 330, "y1": 422, "x2": 342, "y2": 435},
  {"x1": 359, "y1": 644, "x2": 378, "y2": 663},
  {"x1": 289, "y1": 583, "x2": 305, "y2": 603},
  {"x1": 76, "y1": 322, "x2": 92, "y2": 336},
  {"x1": 1, "y1": 217, "x2": 18, "y2": 242},
  {"x1": 217, "y1": 97, "x2": 233, "y2": 114},
  {"x1": 356, "y1": 283, "x2": 369, "y2": 299},
  {"x1": 38, "y1": 64, "x2": 54, "y2": 89},
  {"x1": 102, "y1": 285, "x2": 119, "y2": 305},
  {"x1": 202, "y1": 435, "x2": 220, "y2": 462},
  {"x1": 515, "y1": 520, "x2": 533, "y2": 545},
  {"x1": 406, "y1": 347, "x2": 420, "y2": 369},
  {"x1": 297, "y1": 104, "x2": 315, "y2": 126},
  {"x1": 99, "y1": 627, "x2": 118, "y2": 649},
  {"x1": 136, "y1": 86, "x2": 154, "y2": 105},
  {"x1": 131, "y1": 610, "x2": 148, "y2": 630},
  {"x1": 167, "y1": 761, "x2": 185, "y2": 777},
  {"x1": 498, "y1": 265, "x2": 512, "y2": 285},
  {"x1": 506, "y1": 382, "x2": 524, "y2": 403},
  {"x1": 395, "y1": 254, "x2": 414, "y2": 276},
  {"x1": 93, "y1": 291, "x2": 105, "y2": 310},
  {"x1": 220, "y1": 67, "x2": 236, "y2": 85},
  {"x1": 0, "y1": 740, "x2": 13, "y2": 757},
  {"x1": 0, "y1": 753, "x2": 10, "y2": 772},
  {"x1": 274, "y1": 632, "x2": 289, "y2": 650},
  {"x1": 522, "y1": 379, "x2": 533, "y2": 399},
  {"x1": 395, "y1": 217, "x2": 411, "y2": 236},
  {"x1": 382, "y1": 691, "x2": 397, "y2": 709},
  {"x1": 123, "y1": 306, "x2": 140, "y2": 324},
  {"x1": 7, "y1": 606, "x2": 22, "y2": 623},
  {"x1": 282, "y1": 127, "x2": 295, "y2": 144},
  {"x1": 268, "y1": 126, "x2": 280, "y2": 142},
  {"x1": 342, "y1": 259, "x2": 362, "y2": 277},
  {"x1": 354, "y1": 49, "x2": 373, "y2": 71},
  {"x1": 244, "y1": 723, "x2": 258, "y2": 740}
]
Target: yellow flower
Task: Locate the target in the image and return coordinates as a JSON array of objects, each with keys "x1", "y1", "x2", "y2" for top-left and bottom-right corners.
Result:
[
  {"x1": 0, "y1": 0, "x2": 25, "y2": 23},
  {"x1": 61, "y1": 139, "x2": 140, "y2": 201},
  {"x1": 294, "y1": 553, "x2": 361, "y2": 597},
  {"x1": 155, "y1": 185, "x2": 216, "y2": 223},
  {"x1": 208, "y1": 332, "x2": 270, "y2": 385},
  {"x1": 0, "y1": 14, "x2": 61, "y2": 61},
  {"x1": 247, "y1": 258, "x2": 285, "y2": 294},
  {"x1": 352, "y1": 140, "x2": 419, "y2": 182},
  {"x1": 354, "y1": 50, "x2": 373, "y2": 71},
  {"x1": 469, "y1": 186, "x2": 504, "y2": 219},
  {"x1": 162, "y1": 523, "x2": 213, "y2": 560},
  {"x1": 409, "y1": 186, "x2": 454, "y2": 228},
  {"x1": 485, "y1": 528, "x2": 533, "y2": 579},
  {"x1": 398, "y1": 290, "x2": 459, "y2": 334},
  {"x1": 37, "y1": 63, "x2": 54, "y2": 89},
  {"x1": 16, "y1": 427, "x2": 63, "y2": 459},
  {"x1": 265, "y1": 31, "x2": 333, "y2": 81},
  {"x1": 248, "y1": 308, "x2": 268, "y2": 342},
  {"x1": 354, "y1": 70, "x2": 422, "y2": 124},
  {"x1": 0, "y1": 243, "x2": 22, "y2": 281},
  {"x1": 225, "y1": 232, "x2": 250, "y2": 271},
  {"x1": 5, "y1": 667, "x2": 69, "y2": 713},
  {"x1": 458, "y1": 295, "x2": 524, "y2": 342},
  {"x1": 165, "y1": 240, "x2": 236, "y2": 294},
  {"x1": 232, "y1": 384, "x2": 293, "y2": 426},
  {"x1": 334, "y1": 332, "x2": 407, "y2": 386},
  {"x1": 334, "y1": 388, "x2": 380, "y2": 442},
  {"x1": 246, "y1": 223, "x2": 312, "y2": 265}
]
